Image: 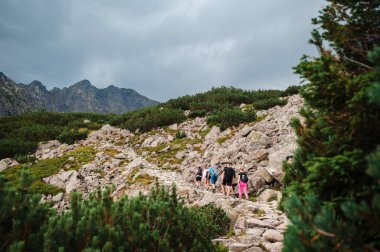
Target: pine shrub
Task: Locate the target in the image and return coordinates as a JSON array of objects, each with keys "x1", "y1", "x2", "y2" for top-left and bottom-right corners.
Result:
[
  {"x1": 282, "y1": 1, "x2": 380, "y2": 250},
  {"x1": 207, "y1": 108, "x2": 256, "y2": 130},
  {"x1": 0, "y1": 170, "x2": 227, "y2": 252},
  {"x1": 56, "y1": 129, "x2": 88, "y2": 144},
  {"x1": 252, "y1": 97, "x2": 287, "y2": 110}
]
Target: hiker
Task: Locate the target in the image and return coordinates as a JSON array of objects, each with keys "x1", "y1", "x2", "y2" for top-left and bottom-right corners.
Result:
[
  {"x1": 238, "y1": 167, "x2": 249, "y2": 200},
  {"x1": 221, "y1": 163, "x2": 236, "y2": 196},
  {"x1": 208, "y1": 164, "x2": 218, "y2": 193},
  {"x1": 195, "y1": 167, "x2": 202, "y2": 187},
  {"x1": 202, "y1": 166, "x2": 210, "y2": 189}
]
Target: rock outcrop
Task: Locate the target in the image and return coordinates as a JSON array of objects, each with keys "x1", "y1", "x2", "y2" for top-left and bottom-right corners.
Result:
[{"x1": 32, "y1": 94, "x2": 303, "y2": 252}]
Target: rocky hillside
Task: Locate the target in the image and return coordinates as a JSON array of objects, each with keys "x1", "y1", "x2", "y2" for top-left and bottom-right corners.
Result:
[
  {"x1": 1, "y1": 94, "x2": 302, "y2": 252},
  {"x1": 0, "y1": 72, "x2": 159, "y2": 115}
]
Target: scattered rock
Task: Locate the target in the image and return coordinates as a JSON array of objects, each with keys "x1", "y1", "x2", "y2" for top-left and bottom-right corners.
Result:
[{"x1": 0, "y1": 158, "x2": 19, "y2": 171}]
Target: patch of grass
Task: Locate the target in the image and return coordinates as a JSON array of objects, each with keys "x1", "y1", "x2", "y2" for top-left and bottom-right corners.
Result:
[
  {"x1": 248, "y1": 194, "x2": 257, "y2": 202},
  {"x1": 103, "y1": 148, "x2": 120, "y2": 156},
  {"x1": 200, "y1": 128, "x2": 211, "y2": 138},
  {"x1": 30, "y1": 180, "x2": 64, "y2": 195},
  {"x1": 267, "y1": 194, "x2": 278, "y2": 202},
  {"x1": 126, "y1": 168, "x2": 155, "y2": 185},
  {"x1": 253, "y1": 208, "x2": 266, "y2": 217},
  {"x1": 92, "y1": 169, "x2": 106, "y2": 176},
  {"x1": 1, "y1": 146, "x2": 96, "y2": 195},
  {"x1": 216, "y1": 136, "x2": 230, "y2": 145},
  {"x1": 134, "y1": 173, "x2": 155, "y2": 186}
]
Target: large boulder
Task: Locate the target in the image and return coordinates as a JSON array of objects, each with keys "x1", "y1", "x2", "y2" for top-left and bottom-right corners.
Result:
[
  {"x1": 0, "y1": 158, "x2": 19, "y2": 172},
  {"x1": 256, "y1": 189, "x2": 282, "y2": 202},
  {"x1": 266, "y1": 143, "x2": 297, "y2": 181},
  {"x1": 250, "y1": 149, "x2": 269, "y2": 162},
  {"x1": 205, "y1": 126, "x2": 221, "y2": 142},
  {"x1": 43, "y1": 170, "x2": 81, "y2": 194},
  {"x1": 246, "y1": 131, "x2": 270, "y2": 152}
]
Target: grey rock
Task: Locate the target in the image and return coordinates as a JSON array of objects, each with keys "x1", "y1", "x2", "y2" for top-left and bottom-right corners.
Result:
[{"x1": 0, "y1": 158, "x2": 19, "y2": 171}]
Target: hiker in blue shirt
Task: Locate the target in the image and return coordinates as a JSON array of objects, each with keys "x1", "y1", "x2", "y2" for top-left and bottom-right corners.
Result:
[{"x1": 208, "y1": 164, "x2": 218, "y2": 193}]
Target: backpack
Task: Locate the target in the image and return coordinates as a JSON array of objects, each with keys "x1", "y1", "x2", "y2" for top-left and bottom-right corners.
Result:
[
  {"x1": 209, "y1": 167, "x2": 218, "y2": 178},
  {"x1": 196, "y1": 169, "x2": 202, "y2": 177},
  {"x1": 240, "y1": 172, "x2": 248, "y2": 183}
]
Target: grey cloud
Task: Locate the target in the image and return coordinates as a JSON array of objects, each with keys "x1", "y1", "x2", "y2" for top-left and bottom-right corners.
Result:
[{"x1": 0, "y1": 0, "x2": 325, "y2": 101}]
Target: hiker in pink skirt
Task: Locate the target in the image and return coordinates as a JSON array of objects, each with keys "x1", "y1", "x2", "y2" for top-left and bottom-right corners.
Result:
[{"x1": 237, "y1": 167, "x2": 249, "y2": 200}]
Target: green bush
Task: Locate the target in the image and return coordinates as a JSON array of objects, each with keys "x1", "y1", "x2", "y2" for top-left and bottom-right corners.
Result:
[
  {"x1": 14, "y1": 154, "x2": 37, "y2": 164},
  {"x1": 282, "y1": 1, "x2": 380, "y2": 250},
  {"x1": 56, "y1": 129, "x2": 88, "y2": 144},
  {"x1": 280, "y1": 85, "x2": 301, "y2": 97},
  {"x1": 198, "y1": 204, "x2": 231, "y2": 237},
  {"x1": 0, "y1": 111, "x2": 115, "y2": 158},
  {"x1": 0, "y1": 171, "x2": 227, "y2": 252},
  {"x1": 252, "y1": 97, "x2": 287, "y2": 110},
  {"x1": 10, "y1": 124, "x2": 62, "y2": 142},
  {"x1": 207, "y1": 108, "x2": 256, "y2": 130},
  {"x1": 188, "y1": 110, "x2": 207, "y2": 118},
  {"x1": 113, "y1": 107, "x2": 186, "y2": 132},
  {"x1": 0, "y1": 139, "x2": 37, "y2": 160},
  {"x1": 175, "y1": 131, "x2": 187, "y2": 139}
]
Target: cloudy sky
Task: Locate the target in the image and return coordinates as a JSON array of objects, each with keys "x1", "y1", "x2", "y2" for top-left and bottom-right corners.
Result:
[{"x1": 0, "y1": 0, "x2": 325, "y2": 101}]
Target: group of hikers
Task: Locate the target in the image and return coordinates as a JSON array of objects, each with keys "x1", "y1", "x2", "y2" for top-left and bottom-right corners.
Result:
[
  {"x1": 194, "y1": 156, "x2": 293, "y2": 200},
  {"x1": 195, "y1": 163, "x2": 249, "y2": 200}
]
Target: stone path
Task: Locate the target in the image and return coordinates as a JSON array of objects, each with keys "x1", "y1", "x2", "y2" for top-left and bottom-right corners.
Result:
[{"x1": 34, "y1": 96, "x2": 304, "y2": 252}]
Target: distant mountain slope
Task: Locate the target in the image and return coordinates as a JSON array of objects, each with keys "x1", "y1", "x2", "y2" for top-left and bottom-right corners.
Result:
[{"x1": 0, "y1": 72, "x2": 159, "y2": 115}]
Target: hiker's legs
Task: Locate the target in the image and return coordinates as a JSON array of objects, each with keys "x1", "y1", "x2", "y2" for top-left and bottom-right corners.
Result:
[
  {"x1": 244, "y1": 186, "x2": 248, "y2": 199},
  {"x1": 238, "y1": 183, "x2": 243, "y2": 199},
  {"x1": 241, "y1": 182, "x2": 248, "y2": 199}
]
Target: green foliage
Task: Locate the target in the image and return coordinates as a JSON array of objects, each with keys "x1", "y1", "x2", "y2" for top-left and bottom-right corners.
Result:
[
  {"x1": 2, "y1": 146, "x2": 95, "y2": 195},
  {"x1": 282, "y1": 1, "x2": 380, "y2": 251},
  {"x1": 198, "y1": 204, "x2": 231, "y2": 237},
  {"x1": 175, "y1": 131, "x2": 187, "y2": 139},
  {"x1": 0, "y1": 139, "x2": 37, "y2": 160},
  {"x1": 0, "y1": 111, "x2": 114, "y2": 159},
  {"x1": 280, "y1": 85, "x2": 301, "y2": 97},
  {"x1": 0, "y1": 171, "x2": 227, "y2": 251},
  {"x1": 252, "y1": 97, "x2": 287, "y2": 110},
  {"x1": 56, "y1": 129, "x2": 88, "y2": 145},
  {"x1": 112, "y1": 106, "x2": 186, "y2": 132},
  {"x1": 13, "y1": 154, "x2": 37, "y2": 164},
  {"x1": 188, "y1": 110, "x2": 207, "y2": 118},
  {"x1": 207, "y1": 108, "x2": 256, "y2": 130}
]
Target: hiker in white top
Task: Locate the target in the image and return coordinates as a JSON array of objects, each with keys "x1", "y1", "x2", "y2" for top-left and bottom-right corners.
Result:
[{"x1": 202, "y1": 166, "x2": 210, "y2": 189}]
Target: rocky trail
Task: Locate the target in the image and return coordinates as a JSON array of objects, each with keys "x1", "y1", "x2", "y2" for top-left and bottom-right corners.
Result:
[{"x1": 1, "y1": 95, "x2": 303, "y2": 252}]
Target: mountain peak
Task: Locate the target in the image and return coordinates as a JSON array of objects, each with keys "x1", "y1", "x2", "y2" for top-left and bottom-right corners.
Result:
[
  {"x1": 72, "y1": 79, "x2": 93, "y2": 88},
  {"x1": 29, "y1": 80, "x2": 45, "y2": 88},
  {"x1": 0, "y1": 73, "x2": 159, "y2": 115}
]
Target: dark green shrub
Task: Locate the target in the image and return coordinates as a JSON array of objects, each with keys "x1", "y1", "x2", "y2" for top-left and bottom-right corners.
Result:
[
  {"x1": 207, "y1": 108, "x2": 256, "y2": 130},
  {"x1": 189, "y1": 101, "x2": 232, "y2": 112},
  {"x1": 198, "y1": 204, "x2": 230, "y2": 237},
  {"x1": 56, "y1": 129, "x2": 88, "y2": 144},
  {"x1": 188, "y1": 110, "x2": 207, "y2": 118},
  {"x1": 0, "y1": 171, "x2": 227, "y2": 252},
  {"x1": 175, "y1": 131, "x2": 187, "y2": 139},
  {"x1": 280, "y1": 85, "x2": 301, "y2": 97},
  {"x1": 252, "y1": 97, "x2": 287, "y2": 110},
  {"x1": 282, "y1": 1, "x2": 380, "y2": 250},
  {"x1": 0, "y1": 139, "x2": 37, "y2": 159},
  {"x1": 114, "y1": 107, "x2": 186, "y2": 132},
  {"x1": 10, "y1": 124, "x2": 62, "y2": 142},
  {"x1": 14, "y1": 154, "x2": 37, "y2": 164}
]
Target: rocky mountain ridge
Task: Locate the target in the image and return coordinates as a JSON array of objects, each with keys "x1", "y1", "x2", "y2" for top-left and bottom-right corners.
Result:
[
  {"x1": 0, "y1": 72, "x2": 159, "y2": 115},
  {"x1": 0, "y1": 94, "x2": 303, "y2": 252}
]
